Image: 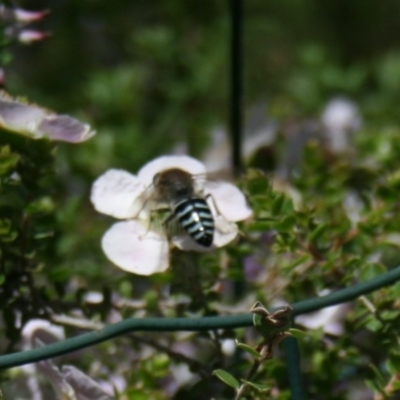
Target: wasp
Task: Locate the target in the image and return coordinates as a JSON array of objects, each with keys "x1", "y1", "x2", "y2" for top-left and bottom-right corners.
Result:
[{"x1": 152, "y1": 168, "x2": 214, "y2": 247}]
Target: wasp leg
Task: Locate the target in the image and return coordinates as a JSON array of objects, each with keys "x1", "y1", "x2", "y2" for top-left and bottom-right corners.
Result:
[
  {"x1": 139, "y1": 207, "x2": 170, "y2": 240},
  {"x1": 204, "y1": 193, "x2": 218, "y2": 216},
  {"x1": 162, "y1": 212, "x2": 182, "y2": 243}
]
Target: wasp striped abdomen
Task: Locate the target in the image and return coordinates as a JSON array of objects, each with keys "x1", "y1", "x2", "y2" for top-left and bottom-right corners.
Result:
[{"x1": 174, "y1": 197, "x2": 214, "y2": 247}]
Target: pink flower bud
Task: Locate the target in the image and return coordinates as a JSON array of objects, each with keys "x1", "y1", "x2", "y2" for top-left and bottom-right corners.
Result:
[
  {"x1": 18, "y1": 29, "x2": 50, "y2": 44},
  {"x1": 0, "y1": 68, "x2": 5, "y2": 87},
  {"x1": 14, "y1": 8, "x2": 49, "y2": 23},
  {"x1": 0, "y1": 5, "x2": 48, "y2": 23}
]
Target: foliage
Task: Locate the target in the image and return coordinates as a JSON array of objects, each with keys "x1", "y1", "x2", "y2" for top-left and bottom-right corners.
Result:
[{"x1": 2, "y1": 1, "x2": 400, "y2": 399}]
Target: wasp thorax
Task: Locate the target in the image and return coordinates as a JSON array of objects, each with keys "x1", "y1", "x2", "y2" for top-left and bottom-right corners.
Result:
[{"x1": 153, "y1": 168, "x2": 195, "y2": 202}]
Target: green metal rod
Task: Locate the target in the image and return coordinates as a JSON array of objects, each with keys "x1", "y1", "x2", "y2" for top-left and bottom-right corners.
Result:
[
  {"x1": 1, "y1": 265, "x2": 400, "y2": 370},
  {"x1": 284, "y1": 337, "x2": 306, "y2": 400}
]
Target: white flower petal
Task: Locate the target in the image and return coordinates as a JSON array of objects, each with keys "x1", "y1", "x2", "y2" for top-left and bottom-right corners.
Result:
[
  {"x1": 296, "y1": 304, "x2": 347, "y2": 336},
  {"x1": 62, "y1": 365, "x2": 115, "y2": 400},
  {"x1": 0, "y1": 93, "x2": 47, "y2": 138},
  {"x1": 213, "y1": 215, "x2": 239, "y2": 247},
  {"x1": 0, "y1": 91, "x2": 96, "y2": 143},
  {"x1": 137, "y1": 155, "x2": 207, "y2": 187},
  {"x1": 21, "y1": 319, "x2": 65, "y2": 350},
  {"x1": 37, "y1": 359, "x2": 77, "y2": 400},
  {"x1": 91, "y1": 169, "x2": 147, "y2": 219},
  {"x1": 101, "y1": 221, "x2": 169, "y2": 275},
  {"x1": 38, "y1": 115, "x2": 96, "y2": 143},
  {"x1": 205, "y1": 181, "x2": 252, "y2": 222}
]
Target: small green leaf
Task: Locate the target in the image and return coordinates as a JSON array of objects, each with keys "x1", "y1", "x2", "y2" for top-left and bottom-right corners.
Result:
[
  {"x1": 308, "y1": 223, "x2": 328, "y2": 242},
  {"x1": 277, "y1": 215, "x2": 296, "y2": 231},
  {"x1": 392, "y1": 381, "x2": 400, "y2": 390},
  {"x1": 253, "y1": 313, "x2": 270, "y2": 338},
  {"x1": 240, "y1": 379, "x2": 270, "y2": 392},
  {"x1": 380, "y1": 309, "x2": 400, "y2": 321},
  {"x1": 235, "y1": 340, "x2": 260, "y2": 358},
  {"x1": 212, "y1": 369, "x2": 240, "y2": 390},
  {"x1": 359, "y1": 263, "x2": 386, "y2": 281},
  {"x1": 386, "y1": 351, "x2": 400, "y2": 374},
  {"x1": 289, "y1": 328, "x2": 307, "y2": 339},
  {"x1": 365, "y1": 379, "x2": 384, "y2": 394},
  {"x1": 272, "y1": 194, "x2": 285, "y2": 215},
  {"x1": 286, "y1": 254, "x2": 310, "y2": 270},
  {"x1": 34, "y1": 231, "x2": 54, "y2": 239},
  {"x1": 368, "y1": 363, "x2": 386, "y2": 386}
]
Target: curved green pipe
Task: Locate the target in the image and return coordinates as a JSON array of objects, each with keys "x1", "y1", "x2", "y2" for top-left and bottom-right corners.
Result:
[{"x1": 1, "y1": 265, "x2": 400, "y2": 370}]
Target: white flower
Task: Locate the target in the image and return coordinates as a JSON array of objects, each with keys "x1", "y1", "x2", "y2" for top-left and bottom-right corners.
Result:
[
  {"x1": 91, "y1": 155, "x2": 253, "y2": 276},
  {"x1": 321, "y1": 97, "x2": 362, "y2": 153},
  {"x1": 0, "y1": 90, "x2": 95, "y2": 142},
  {"x1": 38, "y1": 360, "x2": 116, "y2": 400},
  {"x1": 295, "y1": 290, "x2": 349, "y2": 336}
]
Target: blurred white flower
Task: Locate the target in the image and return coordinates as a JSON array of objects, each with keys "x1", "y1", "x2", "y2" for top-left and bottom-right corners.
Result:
[
  {"x1": 21, "y1": 319, "x2": 65, "y2": 350},
  {"x1": 38, "y1": 360, "x2": 115, "y2": 400},
  {"x1": 343, "y1": 190, "x2": 364, "y2": 226},
  {"x1": 321, "y1": 97, "x2": 362, "y2": 154},
  {"x1": 221, "y1": 338, "x2": 236, "y2": 356},
  {"x1": 0, "y1": 91, "x2": 95, "y2": 142},
  {"x1": 17, "y1": 319, "x2": 66, "y2": 400},
  {"x1": 295, "y1": 290, "x2": 349, "y2": 336},
  {"x1": 91, "y1": 155, "x2": 252, "y2": 275},
  {"x1": 202, "y1": 102, "x2": 277, "y2": 175}
]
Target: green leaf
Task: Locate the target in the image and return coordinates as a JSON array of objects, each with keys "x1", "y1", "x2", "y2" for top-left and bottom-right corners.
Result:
[
  {"x1": 359, "y1": 263, "x2": 386, "y2": 281},
  {"x1": 272, "y1": 194, "x2": 286, "y2": 215},
  {"x1": 240, "y1": 379, "x2": 270, "y2": 392},
  {"x1": 235, "y1": 340, "x2": 260, "y2": 358},
  {"x1": 368, "y1": 363, "x2": 386, "y2": 387},
  {"x1": 0, "y1": 145, "x2": 19, "y2": 175},
  {"x1": 286, "y1": 254, "x2": 310, "y2": 270},
  {"x1": 363, "y1": 316, "x2": 383, "y2": 332},
  {"x1": 386, "y1": 351, "x2": 400, "y2": 374},
  {"x1": 392, "y1": 381, "x2": 400, "y2": 390},
  {"x1": 288, "y1": 328, "x2": 307, "y2": 339},
  {"x1": 365, "y1": 379, "x2": 384, "y2": 394},
  {"x1": 252, "y1": 313, "x2": 270, "y2": 338},
  {"x1": 277, "y1": 215, "x2": 296, "y2": 231},
  {"x1": 212, "y1": 369, "x2": 240, "y2": 390},
  {"x1": 308, "y1": 223, "x2": 328, "y2": 242}
]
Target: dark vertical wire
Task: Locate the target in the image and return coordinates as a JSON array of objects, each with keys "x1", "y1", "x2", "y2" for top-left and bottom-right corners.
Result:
[
  {"x1": 230, "y1": 0, "x2": 243, "y2": 176},
  {"x1": 230, "y1": 0, "x2": 246, "y2": 301},
  {"x1": 284, "y1": 337, "x2": 306, "y2": 400}
]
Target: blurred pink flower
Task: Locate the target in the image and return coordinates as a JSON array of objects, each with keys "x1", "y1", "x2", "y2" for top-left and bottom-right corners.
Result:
[
  {"x1": 0, "y1": 5, "x2": 48, "y2": 23},
  {"x1": 17, "y1": 29, "x2": 50, "y2": 44},
  {"x1": 91, "y1": 155, "x2": 252, "y2": 275},
  {"x1": 14, "y1": 8, "x2": 49, "y2": 23}
]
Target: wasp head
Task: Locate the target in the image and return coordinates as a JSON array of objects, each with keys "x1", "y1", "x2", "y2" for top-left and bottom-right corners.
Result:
[{"x1": 153, "y1": 168, "x2": 194, "y2": 202}]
